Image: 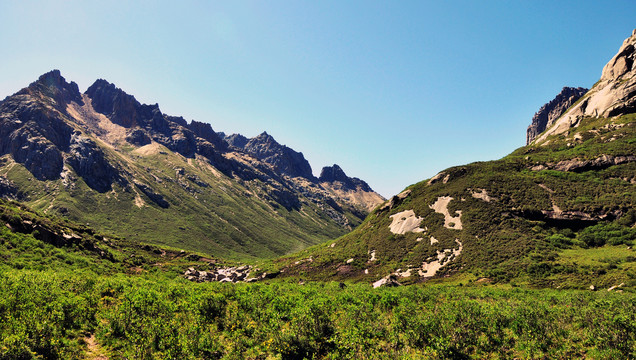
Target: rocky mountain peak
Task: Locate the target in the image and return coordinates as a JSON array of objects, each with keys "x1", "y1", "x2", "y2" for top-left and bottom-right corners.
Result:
[
  {"x1": 533, "y1": 29, "x2": 636, "y2": 144},
  {"x1": 85, "y1": 79, "x2": 147, "y2": 128},
  {"x1": 252, "y1": 131, "x2": 276, "y2": 144},
  {"x1": 241, "y1": 132, "x2": 315, "y2": 180},
  {"x1": 223, "y1": 133, "x2": 249, "y2": 149},
  {"x1": 319, "y1": 164, "x2": 373, "y2": 193},
  {"x1": 526, "y1": 86, "x2": 588, "y2": 144},
  {"x1": 319, "y1": 164, "x2": 348, "y2": 183},
  {"x1": 187, "y1": 120, "x2": 227, "y2": 151},
  {"x1": 601, "y1": 29, "x2": 636, "y2": 82},
  {"x1": 24, "y1": 69, "x2": 83, "y2": 108}
]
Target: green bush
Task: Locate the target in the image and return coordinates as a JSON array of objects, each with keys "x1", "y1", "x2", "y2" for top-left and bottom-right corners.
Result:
[{"x1": 579, "y1": 223, "x2": 636, "y2": 247}]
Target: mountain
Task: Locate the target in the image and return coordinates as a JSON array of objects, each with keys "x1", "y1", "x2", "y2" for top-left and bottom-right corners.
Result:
[
  {"x1": 278, "y1": 29, "x2": 636, "y2": 289},
  {"x1": 526, "y1": 87, "x2": 588, "y2": 144},
  {"x1": 533, "y1": 29, "x2": 636, "y2": 144},
  {"x1": 226, "y1": 131, "x2": 315, "y2": 180},
  {"x1": 318, "y1": 164, "x2": 384, "y2": 212},
  {"x1": 0, "y1": 71, "x2": 384, "y2": 259}
]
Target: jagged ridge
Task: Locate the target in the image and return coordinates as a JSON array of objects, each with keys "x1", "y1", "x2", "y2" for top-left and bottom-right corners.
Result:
[
  {"x1": 0, "y1": 71, "x2": 385, "y2": 259},
  {"x1": 526, "y1": 87, "x2": 588, "y2": 145}
]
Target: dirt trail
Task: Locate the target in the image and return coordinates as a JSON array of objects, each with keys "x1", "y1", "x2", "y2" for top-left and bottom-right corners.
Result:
[{"x1": 84, "y1": 334, "x2": 108, "y2": 360}]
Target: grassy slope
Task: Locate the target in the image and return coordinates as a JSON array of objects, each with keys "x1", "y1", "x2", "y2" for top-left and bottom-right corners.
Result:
[
  {"x1": 276, "y1": 114, "x2": 636, "y2": 289},
  {"x1": 0, "y1": 136, "x2": 355, "y2": 260}
]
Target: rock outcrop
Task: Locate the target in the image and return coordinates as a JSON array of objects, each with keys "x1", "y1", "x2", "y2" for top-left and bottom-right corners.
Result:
[
  {"x1": 236, "y1": 132, "x2": 316, "y2": 180},
  {"x1": 184, "y1": 265, "x2": 259, "y2": 283},
  {"x1": 0, "y1": 176, "x2": 22, "y2": 200},
  {"x1": 534, "y1": 29, "x2": 636, "y2": 144},
  {"x1": 526, "y1": 87, "x2": 588, "y2": 144},
  {"x1": 134, "y1": 181, "x2": 170, "y2": 208},
  {"x1": 530, "y1": 154, "x2": 636, "y2": 172},
  {"x1": 0, "y1": 204, "x2": 113, "y2": 260},
  {"x1": 67, "y1": 133, "x2": 124, "y2": 192},
  {"x1": 319, "y1": 164, "x2": 373, "y2": 192}
]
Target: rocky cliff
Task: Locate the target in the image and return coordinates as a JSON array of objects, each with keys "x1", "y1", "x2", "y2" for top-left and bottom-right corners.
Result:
[
  {"x1": 318, "y1": 164, "x2": 384, "y2": 212},
  {"x1": 534, "y1": 29, "x2": 636, "y2": 144},
  {"x1": 526, "y1": 87, "x2": 588, "y2": 144},
  {"x1": 319, "y1": 164, "x2": 372, "y2": 192},
  {"x1": 227, "y1": 132, "x2": 316, "y2": 180}
]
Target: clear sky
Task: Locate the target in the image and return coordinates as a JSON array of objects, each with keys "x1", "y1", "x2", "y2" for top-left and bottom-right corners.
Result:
[{"x1": 1, "y1": 1, "x2": 635, "y2": 197}]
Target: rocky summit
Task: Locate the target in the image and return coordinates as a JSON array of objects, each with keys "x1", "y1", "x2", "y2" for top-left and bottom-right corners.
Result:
[
  {"x1": 224, "y1": 131, "x2": 315, "y2": 180},
  {"x1": 526, "y1": 87, "x2": 588, "y2": 145},
  {"x1": 0, "y1": 71, "x2": 384, "y2": 259},
  {"x1": 533, "y1": 29, "x2": 636, "y2": 144}
]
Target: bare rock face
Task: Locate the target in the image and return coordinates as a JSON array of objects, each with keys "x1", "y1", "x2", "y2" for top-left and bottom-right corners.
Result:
[
  {"x1": 601, "y1": 29, "x2": 636, "y2": 82},
  {"x1": 530, "y1": 154, "x2": 636, "y2": 172},
  {"x1": 125, "y1": 128, "x2": 152, "y2": 146},
  {"x1": 85, "y1": 79, "x2": 143, "y2": 128},
  {"x1": 534, "y1": 29, "x2": 636, "y2": 144},
  {"x1": 188, "y1": 120, "x2": 228, "y2": 151},
  {"x1": 67, "y1": 133, "x2": 124, "y2": 193},
  {"x1": 526, "y1": 87, "x2": 588, "y2": 144},
  {"x1": 0, "y1": 71, "x2": 77, "y2": 180},
  {"x1": 239, "y1": 132, "x2": 316, "y2": 180},
  {"x1": 319, "y1": 164, "x2": 372, "y2": 192},
  {"x1": 224, "y1": 133, "x2": 249, "y2": 149},
  {"x1": 319, "y1": 164, "x2": 385, "y2": 212}
]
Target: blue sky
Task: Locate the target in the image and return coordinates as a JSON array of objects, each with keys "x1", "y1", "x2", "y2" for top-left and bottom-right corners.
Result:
[{"x1": 1, "y1": 1, "x2": 635, "y2": 197}]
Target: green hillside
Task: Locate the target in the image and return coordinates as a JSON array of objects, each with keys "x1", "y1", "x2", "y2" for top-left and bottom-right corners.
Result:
[
  {"x1": 277, "y1": 114, "x2": 636, "y2": 289},
  {"x1": 1, "y1": 143, "x2": 350, "y2": 260}
]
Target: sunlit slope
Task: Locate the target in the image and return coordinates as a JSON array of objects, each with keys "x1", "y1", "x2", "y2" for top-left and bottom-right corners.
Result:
[{"x1": 280, "y1": 114, "x2": 635, "y2": 288}]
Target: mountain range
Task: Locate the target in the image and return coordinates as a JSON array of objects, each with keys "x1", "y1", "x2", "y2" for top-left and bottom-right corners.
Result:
[
  {"x1": 0, "y1": 71, "x2": 384, "y2": 259},
  {"x1": 0, "y1": 29, "x2": 634, "y2": 289}
]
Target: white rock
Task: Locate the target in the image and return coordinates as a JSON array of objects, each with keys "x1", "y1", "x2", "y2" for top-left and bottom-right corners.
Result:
[
  {"x1": 429, "y1": 197, "x2": 462, "y2": 229},
  {"x1": 389, "y1": 210, "x2": 426, "y2": 234}
]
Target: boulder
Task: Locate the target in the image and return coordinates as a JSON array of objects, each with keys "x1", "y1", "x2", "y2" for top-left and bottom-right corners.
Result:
[{"x1": 372, "y1": 275, "x2": 402, "y2": 288}]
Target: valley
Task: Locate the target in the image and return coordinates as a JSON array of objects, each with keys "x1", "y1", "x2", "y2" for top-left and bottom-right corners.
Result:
[{"x1": 0, "y1": 24, "x2": 635, "y2": 360}]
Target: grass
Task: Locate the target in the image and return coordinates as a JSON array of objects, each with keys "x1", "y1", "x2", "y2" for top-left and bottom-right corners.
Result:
[
  {"x1": 558, "y1": 245, "x2": 636, "y2": 271},
  {"x1": 1, "y1": 267, "x2": 634, "y2": 360}
]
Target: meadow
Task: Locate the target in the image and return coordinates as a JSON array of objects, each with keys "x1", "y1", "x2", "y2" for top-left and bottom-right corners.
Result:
[{"x1": 1, "y1": 267, "x2": 634, "y2": 360}]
